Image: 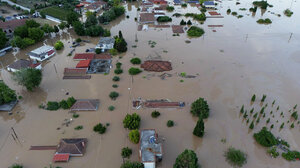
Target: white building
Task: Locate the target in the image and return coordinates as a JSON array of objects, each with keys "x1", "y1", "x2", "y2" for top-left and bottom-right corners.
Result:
[
  {"x1": 28, "y1": 45, "x2": 55, "y2": 62},
  {"x1": 95, "y1": 37, "x2": 115, "y2": 52},
  {"x1": 7, "y1": 59, "x2": 41, "y2": 72}
]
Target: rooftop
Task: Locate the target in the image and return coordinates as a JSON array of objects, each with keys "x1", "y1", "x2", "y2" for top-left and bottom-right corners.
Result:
[
  {"x1": 98, "y1": 37, "x2": 115, "y2": 45},
  {"x1": 140, "y1": 129, "x2": 162, "y2": 163},
  {"x1": 64, "y1": 68, "x2": 87, "y2": 75},
  {"x1": 94, "y1": 53, "x2": 112, "y2": 60},
  {"x1": 76, "y1": 60, "x2": 91, "y2": 68},
  {"x1": 56, "y1": 138, "x2": 87, "y2": 155},
  {"x1": 0, "y1": 19, "x2": 26, "y2": 30},
  {"x1": 74, "y1": 53, "x2": 95, "y2": 60},
  {"x1": 140, "y1": 13, "x2": 155, "y2": 23},
  {"x1": 172, "y1": 25, "x2": 184, "y2": 33},
  {"x1": 8, "y1": 59, "x2": 41, "y2": 70},
  {"x1": 141, "y1": 60, "x2": 172, "y2": 72},
  {"x1": 204, "y1": 1, "x2": 215, "y2": 5},
  {"x1": 53, "y1": 154, "x2": 70, "y2": 162},
  {"x1": 70, "y1": 99, "x2": 100, "y2": 111}
]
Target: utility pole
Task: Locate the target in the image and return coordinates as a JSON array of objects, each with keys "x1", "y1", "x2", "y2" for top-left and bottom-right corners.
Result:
[
  {"x1": 53, "y1": 63, "x2": 58, "y2": 75},
  {"x1": 11, "y1": 127, "x2": 18, "y2": 140},
  {"x1": 288, "y1": 33, "x2": 293, "y2": 43}
]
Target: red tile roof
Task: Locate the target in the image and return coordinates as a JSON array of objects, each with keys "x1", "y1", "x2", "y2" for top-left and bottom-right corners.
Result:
[
  {"x1": 74, "y1": 53, "x2": 95, "y2": 60},
  {"x1": 53, "y1": 154, "x2": 70, "y2": 162},
  {"x1": 141, "y1": 60, "x2": 172, "y2": 72},
  {"x1": 64, "y1": 68, "x2": 87, "y2": 75},
  {"x1": 172, "y1": 25, "x2": 184, "y2": 33},
  {"x1": 144, "y1": 102, "x2": 181, "y2": 108},
  {"x1": 140, "y1": 13, "x2": 155, "y2": 23},
  {"x1": 76, "y1": 60, "x2": 91, "y2": 68},
  {"x1": 0, "y1": 19, "x2": 26, "y2": 31},
  {"x1": 208, "y1": 11, "x2": 221, "y2": 16},
  {"x1": 94, "y1": 53, "x2": 112, "y2": 60}
]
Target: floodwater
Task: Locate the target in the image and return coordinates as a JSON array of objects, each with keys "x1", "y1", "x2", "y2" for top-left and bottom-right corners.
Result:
[{"x1": 1, "y1": 0, "x2": 300, "y2": 167}]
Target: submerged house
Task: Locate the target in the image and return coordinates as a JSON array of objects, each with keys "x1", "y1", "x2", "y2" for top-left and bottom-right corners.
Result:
[
  {"x1": 139, "y1": 13, "x2": 155, "y2": 24},
  {"x1": 139, "y1": 129, "x2": 162, "y2": 168},
  {"x1": 53, "y1": 138, "x2": 87, "y2": 162},
  {"x1": 70, "y1": 99, "x2": 100, "y2": 111},
  {"x1": 0, "y1": 19, "x2": 26, "y2": 37},
  {"x1": 95, "y1": 37, "x2": 115, "y2": 52},
  {"x1": 7, "y1": 59, "x2": 41, "y2": 72},
  {"x1": 28, "y1": 45, "x2": 55, "y2": 62},
  {"x1": 203, "y1": 1, "x2": 215, "y2": 8},
  {"x1": 141, "y1": 60, "x2": 172, "y2": 72}
]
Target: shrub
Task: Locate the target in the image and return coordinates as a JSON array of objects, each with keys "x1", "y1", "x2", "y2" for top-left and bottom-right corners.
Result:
[
  {"x1": 253, "y1": 1, "x2": 272, "y2": 9},
  {"x1": 112, "y1": 84, "x2": 118, "y2": 88},
  {"x1": 257, "y1": 18, "x2": 272, "y2": 24},
  {"x1": 93, "y1": 123, "x2": 106, "y2": 134},
  {"x1": 284, "y1": 9, "x2": 293, "y2": 17},
  {"x1": 116, "y1": 62, "x2": 122, "y2": 68},
  {"x1": 73, "y1": 113, "x2": 79, "y2": 118},
  {"x1": 123, "y1": 113, "x2": 141, "y2": 130},
  {"x1": 121, "y1": 147, "x2": 132, "y2": 158},
  {"x1": 253, "y1": 127, "x2": 279, "y2": 147},
  {"x1": 151, "y1": 110, "x2": 160, "y2": 118},
  {"x1": 9, "y1": 164, "x2": 23, "y2": 168},
  {"x1": 173, "y1": 13, "x2": 182, "y2": 17},
  {"x1": 103, "y1": 29, "x2": 111, "y2": 37},
  {"x1": 76, "y1": 38, "x2": 82, "y2": 43},
  {"x1": 157, "y1": 16, "x2": 172, "y2": 22},
  {"x1": 46, "y1": 101, "x2": 60, "y2": 111},
  {"x1": 227, "y1": 9, "x2": 231, "y2": 13},
  {"x1": 185, "y1": 13, "x2": 206, "y2": 21},
  {"x1": 173, "y1": 149, "x2": 200, "y2": 168},
  {"x1": 167, "y1": 120, "x2": 174, "y2": 127},
  {"x1": 95, "y1": 48, "x2": 102, "y2": 54},
  {"x1": 240, "y1": 105, "x2": 244, "y2": 113},
  {"x1": 109, "y1": 48, "x2": 118, "y2": 55},
  {"x1": 112, "y1": 76, "x2": 120, "y2": 81},
  {"x1": 130, "y1": 58, "x2": 142, "y2": 64},
  {"x1": 190, "y1": 97, "x2": 210, "y2": 118},
  {"x1": 166, "y1": 6, "x2": 175, "y2": 12},
  {"x1": 114, "y1": 68, "x2": 123, "y2": 74},
  {"x1": 108, "y1": 105, "x2": 115, "y2": 111},
  {"x1": 249, "y1": 121, "x2": 254, "y2": 129},
  {"x1": 267, "y1": 146, "x2": 279, "y2": 158},
  {"x1": 67, "y1": 97, "x2": 76, "y2": 108},
  {"x1": 291, "y1": 111, "x2": 298, "y2": 120},
  {"x1": 12, "y1": 68, "x2": 42, "y2": 91},
  {"x1": 180, "y1": 19, "x2": 186, "y2": 25},
  {"x1": 128, "y1": 67, "x2": 142, "y2": 75},
  {"x1": 251, "y1": 94, "x2": 256, "y2": 102},
  {"x1": 121, "y1": 161, "x2": 144, "y2": 168},
  {"x1": 231, "y1": 12, "x2": 238, "y2": 16},
  {"x1": 75, "y1": 125, "x2": 83, "y2": 130},
  {"x1": 109, "y1": 91, "x2": 119, "y2": 100},
  {"x1": 261, "y1": 94, "x2": 267, "y2": 102},
  {"x1": 129, "y1": 130, "x2": 140, "y2": 144},
  {"x1": 59, "y1": 100, "x2": 69, "y2": 109},
  {"x1": 282, "y1": 151, "x2": 300, "y2": 161},
  {"x1": 187, "y1": 20, "x2": 192, "y2": 25},
  {"x1": 224, "y1": 147, "x2": 247, "y2": 167},
  {"x1": 193, "y1": 117, "x2": 205, "y2": 137},
  {"x1": 187, "y1": 26, "x2": 205, "y2": 37},
  {"x1": 181, "y1": 3, "x2": 187, "y2": 7}
]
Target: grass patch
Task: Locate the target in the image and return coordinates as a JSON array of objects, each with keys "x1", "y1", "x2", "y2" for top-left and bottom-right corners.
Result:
[{"x1": 40, "y1": 6, "x2": 70, "y2": 20}]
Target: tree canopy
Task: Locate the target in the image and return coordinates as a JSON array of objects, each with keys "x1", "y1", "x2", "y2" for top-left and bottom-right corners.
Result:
[
  {"x1": 123, "y1": 113, "x2": 141, "y2": 130},
  {"x1": 0, "y1": 81, "x2": 17, "y2": 105},
  {"x1": 190, "y1": 97, "x2": 209, "y2": 118},
  {"x1": 0, "y1": 28, "x2": 8, "y2": 49},
  {"x1": 173, "y1": 149, "x2": 200, "y2": 168},
  {"x1": 12, "y1": 68, "x2": 42, "y2": 91},
  {"x1": 253, "y1": 127, "x2": 279, "y2": 147},
  {"x1": 120, "y1": 161, "x2": 144, "y2": 168}
]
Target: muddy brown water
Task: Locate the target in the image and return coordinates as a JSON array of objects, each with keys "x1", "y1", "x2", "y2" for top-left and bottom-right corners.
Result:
[{"x1": 1, "y1": 0, "x2": 300, "y2": 167}]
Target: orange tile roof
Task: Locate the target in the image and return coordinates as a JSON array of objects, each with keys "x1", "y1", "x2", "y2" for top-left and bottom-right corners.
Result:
[
  {"x1": 76, "y1": 60, "x2": 91, "y2": 68},
  {"x1": 141, "y1": 60, "x2": 172, "y2": 72},
  {"x1": 74, "y1": 53, "x2": 95, "y2": 60},
  {"x1": 53, "y1": 154, "x2": 70, "y2": 162}
]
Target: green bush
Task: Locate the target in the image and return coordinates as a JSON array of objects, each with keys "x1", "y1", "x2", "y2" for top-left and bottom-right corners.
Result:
[
  {"x1": 282, "y1": 150, "x2": 300, "y2": 161},
  {"x1": 249, "y1": 121, "x2": 254, "y2": 129},
  {"x1": 267, "y1": 146, "x2": 279, "y2": 158},
  {"x1": 180, "y1": 19, "x2": 186, "y2": 25},
  {"x1": 76, "y1": 38, "x2": 82, "y2": 43},
  {"x1": 73, "y1": 113, "x2": 79, "y2": 118},
  {"x1": 9, "y1": 164, "x2": 23, "y2": 168},
  {"x1": 185, "y1": 13, "x2": 206, "y2": 21},
  {"x1": 257, "y1": 18, "x2": 272, "y2": 24},
  {"x1": 46, "y1": 101, "x2": 60, "y2": 111},
  {"x1": 253, "y1": 127, "x2": 278, "y2": 147},
  {"x1": 253, "y1": 1, "x2": 272, "y2": 9},
  {"x1": 166, "y1": 6, "x2": 175, "y2": 12},
  {"x1": 12, "y1": 68, "x2": 42, "y2": 91},
  {"x1": 93, "y1": 123, "x2": 106, "y2": 134},
  {"x1": 291, "y1": 111, "x2": 298, "y2": 120},
  {"x1": 224, "y1": 147, "x2": 247, "y2": 167},
  {"x1": 114, "y1": 68, "x2": 123, "y2": 74},
  {"x1": 128, "y1": 67, "x2": 142, "y2": 75},
  {"x1": 75, "y1": 125, "x2": 83, "y2": 130},
  {"x1": 67, "y1": 97, "x2": 76, "y2": 108},
  {"x1": 121, "y1": 147, "x2": 132, "y2": 158},
  {"x1": 284, "y1": 9, "x2": 293, "y2": 17},
  {"x1": 108, "y1": 105, "x2": 115, "y2": 111},
  {"x1": 59, "y1": 100, "x2": 69, "y2": 109},
  {"x1": 0, "y1": 81, "x2": 17, "y2": 105},
  {"x1": 109, "y1": 91, "x2": 119, "y2": 100},
  {"x1": 190, "y1": 97, "x2": 209, "y2": 118},
  {"x1": 123, "y1": 113, "x2": 141, "y2": 130},
  {"x1": 227, "y1": 9, "x2": 231, "y2": 13},
  {"x1": 173, "y1": 149, "x2": 200, "y2": 168},
  {"x1": 193, "y1": 117, "x2": 205, "y2": 137},
  {"x1": 187, "y1": 20, "x2": 192, "y2": 25},
  {"x1": 167, "y1": 120, "x2": 174, "y2": 127},
  {"x1": 95, "y1": 48, "x2": 102, "y2": 54},
  {"x1": 112, "y1": 76, "x2": 120, "y2": 81},
  {"x1": 157, "y1": 16, "x2": 172, "y2": 22},
  {"x1": 187, "y1": 26, "x2": 205, "y2": 37},
  {"x1": 130, "y1": 58, "x2": 142, "y2": 65},
  {"x1": 121, "y1": 161, "x2": 144, "y2": 168},
  {"x1": 151, "y1": 110, "x2": 160, "y2": 118},
  {"x1": 129, "y1": 130, "x2": 140, "y2": 144},
  {"x1": 112, "y1": 84, "x2": 118, "y2": 88},
  {"x1": 231, "y1": 12, "x2": 238, "y2": 16},
  {"x1": 109, "y1": 48, "x2": 118, "y2": 55}
]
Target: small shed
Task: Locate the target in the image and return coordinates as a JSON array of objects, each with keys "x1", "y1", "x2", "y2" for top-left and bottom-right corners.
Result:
[{"x1": 53, "y1": 154, "x2": 70, "y2": 162}]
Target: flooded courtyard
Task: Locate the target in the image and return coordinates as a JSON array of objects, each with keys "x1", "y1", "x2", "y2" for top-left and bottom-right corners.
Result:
[{"x1": 1, "y1": 0, "x2": 300, "y2": 167}]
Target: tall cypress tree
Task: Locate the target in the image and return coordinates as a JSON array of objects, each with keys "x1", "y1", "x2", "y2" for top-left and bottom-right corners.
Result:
[{"x1": 193, "y1": 117, "x2": 205, "y2": 137}]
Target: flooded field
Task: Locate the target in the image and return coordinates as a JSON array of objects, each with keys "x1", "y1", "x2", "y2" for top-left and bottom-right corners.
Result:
[{"x1": 1, "y1": 0, "x2": 300, "y2": 167}]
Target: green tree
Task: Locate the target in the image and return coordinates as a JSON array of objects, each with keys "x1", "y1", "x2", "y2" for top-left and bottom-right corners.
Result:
[
  {"x1": 42, "y1": 24, "x2": 54, "y2": 33},
  {"x1": 28, "y1": 28, "x2": 44, "y2": 42},
  {"x1": 25, "y1": 19, "x2": 40, "y2": 28},
  {"x1": 58, "y1": 22, "x2": 67, "y2": 30},
  {"x1": 93, "y1": 123, "x2": 106, "y2": 134},
  {"x1": 86, "y1": 25, "x2": 104, "y2": 37},
  {"x1": 193, "y1": 117, "x2": 205, "y2": 137},
  {"x1": 53, "y1": 25, "x2": 59, "y2": 33},
  {"x1": 14, "y1": 25, "x2": 28, "y2": 38},
  {"x1": 67, "y1": 11, "x2": 79, "y2": 25},
  {"x1": 12, "y1": 68, "x2": 42, "y2": 91},
  {"x1": 0, "y1": 28, "x2": 8, "y2": 49},
  {"x1": 11, "y1": 36, "x2": 35, "y2": 49},
  {"x1": 73, "y1": 21, "x2": 85, "y2": 36},
  {"x1": 253, "y1": 127, "x2": 279, "y2": 147},
  {"x1": 121, "y1": 161, "x2": 144, "y2": 168},
  {"x1": 224, "y1": 147, "x2": 247, "y2": 167},
  {"x1": 173, "y1": 149, "x2": 200, "y2": 168},
  {"x1": 123, "y1": 113, "x2": 141, "y2": 130},
  {"x1": 121, "y1": 147, "x2": 132, "y2": 158},
  {"x1": 54, "y1": 40, "x2": 64, "y2": 50},
  {"x1": 40, "y1": 11, "x2": 46, "y2": 18},
  {"x1": 85, "y1": 15, "x2": 98, "y2": 28},
  {"x1": 9, "y1": 164, "x2": 23, "y2": 168},
  {"x1": 86, "y1": 11, "x2": 95, "y2": 18},
  {"x1": 128, "y1": 67, "x2": 142, "y2": 75},
  {"x1": 66, "y1": 97, "x2": 76, "y2": 108},
  {"x1": 180, "y1": 19, "x2": 187, "y2": 25},
  {"x1": 187, "y1": 26, "x2": 205, "y2": 37},
  {"x1": 190, "y1": 97, "x2": 209, "y2": 118},
  {"x1": 129, "y1": 129, "x2": 140, "y2": 144},
  {"x1": 0, "y1": 81, "x2": 17, "y2": 105},
  {"x1": 130, "y1": 58, "x2": 141, "y2": 64}
]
